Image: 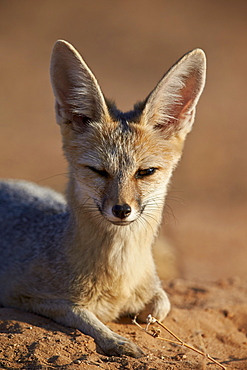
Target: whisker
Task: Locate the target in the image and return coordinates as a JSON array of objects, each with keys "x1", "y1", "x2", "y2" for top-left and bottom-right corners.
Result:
[
  {"x1": 163, "y1": 204, "x2": 178, "y2": 225},
  {"x1": 36, "y1": 173, "x2": 69, "y2": 184}
]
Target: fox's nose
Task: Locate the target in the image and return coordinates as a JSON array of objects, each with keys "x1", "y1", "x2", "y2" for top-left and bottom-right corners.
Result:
[{"x1": 112, "y1": 204, "x2": 131, "y2": 219}]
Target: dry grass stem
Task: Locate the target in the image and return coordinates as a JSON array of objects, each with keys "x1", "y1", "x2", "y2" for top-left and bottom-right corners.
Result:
[{"x1": 133, "y1": 315, "x2": 226, "y2": 370}]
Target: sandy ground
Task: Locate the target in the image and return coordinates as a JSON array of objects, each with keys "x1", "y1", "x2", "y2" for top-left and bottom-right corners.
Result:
[
  {"x1": 0, "y1": 278, "x2": 246, "y2": 370},
  {"x1": 0, "y1": 1, "x2": 247, "y2": 369}
]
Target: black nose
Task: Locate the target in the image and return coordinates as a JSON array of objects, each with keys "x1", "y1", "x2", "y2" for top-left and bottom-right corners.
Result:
[{"x1": 112, "y1": 204, "x2": 131, "y2": 219}]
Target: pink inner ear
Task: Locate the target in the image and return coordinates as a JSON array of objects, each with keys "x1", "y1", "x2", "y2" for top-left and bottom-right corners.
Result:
[
  {"x1": 155, "y1": 71, "x2": 200, "y2": 133},
  {"x1": 154, "y1": 96, "x2": 194, "y2": 132},
  {"x1": 178, "y1": 98, "x2": 193, "y2": 120},
  {"x1": 177, "y1": 71, "x2": 200, "y2": 117}
]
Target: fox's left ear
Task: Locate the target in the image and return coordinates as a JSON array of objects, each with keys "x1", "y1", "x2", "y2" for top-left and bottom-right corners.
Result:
[{"x1": 142, "y1": 49, "x2": 206, "y2": 138}]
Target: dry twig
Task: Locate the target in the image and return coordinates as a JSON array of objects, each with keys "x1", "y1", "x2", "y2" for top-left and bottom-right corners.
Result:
[{"x1": 133, "y1": 314, "x2": 226, "y2": 370}]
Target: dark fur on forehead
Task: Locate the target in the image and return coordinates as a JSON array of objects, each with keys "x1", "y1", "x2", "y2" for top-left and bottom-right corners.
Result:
[{"x1": 106, "y1": 99, "x2": 146, "y2": 126}]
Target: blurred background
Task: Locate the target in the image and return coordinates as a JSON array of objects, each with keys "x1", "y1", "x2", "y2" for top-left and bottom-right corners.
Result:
[{"x1": 0, "y1": 0, "x2": 246, "y2": 281}]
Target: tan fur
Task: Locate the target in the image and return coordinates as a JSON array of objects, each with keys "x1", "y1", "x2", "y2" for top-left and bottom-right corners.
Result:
[{"x1": 0, "y1": 40, "x2": 206, "y2": 358}]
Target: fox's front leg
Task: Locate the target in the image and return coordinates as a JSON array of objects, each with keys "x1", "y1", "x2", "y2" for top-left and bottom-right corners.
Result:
[
  {"x1": 25, "y1": 298, "x2": 144, "y2": 358},
  {"x1": 138, "y1": 285, "x2": 170, "y2": 323}
]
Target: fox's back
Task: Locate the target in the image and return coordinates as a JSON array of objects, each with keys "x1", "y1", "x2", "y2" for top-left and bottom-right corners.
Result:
[{"x1": 0, "y1": 180, "x2": 68, "y2": 268}]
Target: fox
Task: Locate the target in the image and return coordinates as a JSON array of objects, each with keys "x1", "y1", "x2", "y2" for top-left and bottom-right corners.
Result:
[{"x1": 0, "y1": 40, "x2": 206, "y2": 358}]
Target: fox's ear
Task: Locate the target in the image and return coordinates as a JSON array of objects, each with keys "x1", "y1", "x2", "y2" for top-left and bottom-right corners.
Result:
[
  {"x1": 142, "y1": 49, "x2": 206, "y2": 138},
  {"x1": 50, "y1": 40, "x2": 109, "y2": 128}
]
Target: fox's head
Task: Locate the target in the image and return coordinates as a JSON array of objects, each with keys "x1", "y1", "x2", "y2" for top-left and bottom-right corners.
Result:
[{"x1": 50, "y1": 41, "x2": 206, "y2": 228}]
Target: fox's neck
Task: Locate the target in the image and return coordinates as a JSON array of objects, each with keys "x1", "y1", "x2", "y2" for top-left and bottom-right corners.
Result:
[{"x1": 64, "y1": 177, "x2": 164, "y2": 277}]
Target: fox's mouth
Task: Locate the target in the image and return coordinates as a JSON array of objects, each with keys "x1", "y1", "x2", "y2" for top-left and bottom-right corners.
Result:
[{"x1": 110, "y1": 220, "x2": 134, "y2": 226}]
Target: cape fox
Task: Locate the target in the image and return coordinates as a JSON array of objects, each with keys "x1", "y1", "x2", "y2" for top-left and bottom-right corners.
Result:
[{"x1": 0, "y1": 41, "x2": 206, "y2": 358}]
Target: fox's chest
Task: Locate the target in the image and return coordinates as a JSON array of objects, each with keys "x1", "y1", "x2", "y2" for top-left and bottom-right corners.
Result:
[
  {"x1": 66, "y1": 227, "x2": 157, "y2": 320},
  {"x1": 71, "y1": 258, "x2": 155, "y2": 322},
  {"x1": 84, "y1": 280, "x2": 143, "y2": 322}
]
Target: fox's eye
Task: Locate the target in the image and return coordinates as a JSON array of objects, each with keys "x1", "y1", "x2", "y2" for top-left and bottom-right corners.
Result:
[
  {"x1": 86, "y1": 166, "x2": 109, "y2": 178},
  {"x1": 135, "y1": 168, "x2": 157, "y2": 179}
]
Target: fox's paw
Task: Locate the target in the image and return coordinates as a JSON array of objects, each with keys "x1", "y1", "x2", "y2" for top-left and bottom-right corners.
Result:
[
  {"x1": 99, "y1": 334, "x2": 144, "y2": 358},
  {"x1": 151, "y1": 288, "x2": 170, "y2": 321},
  {"x1": 138, "y1": 288, "x2": 170, "y2": 323}
]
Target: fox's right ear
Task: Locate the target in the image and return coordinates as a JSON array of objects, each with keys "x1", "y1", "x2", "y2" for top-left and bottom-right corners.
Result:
[{"x1": 50, "y1": 40, "x2": 109, "y2": 128}]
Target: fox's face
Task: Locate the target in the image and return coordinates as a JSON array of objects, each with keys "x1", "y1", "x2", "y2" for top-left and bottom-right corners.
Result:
[
  {"x1": 50, "y1": 41, "x2": 206, "y2": 227},
  {"x1": 61, "y1": 119, "x2": 182, "y2": 226}
]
